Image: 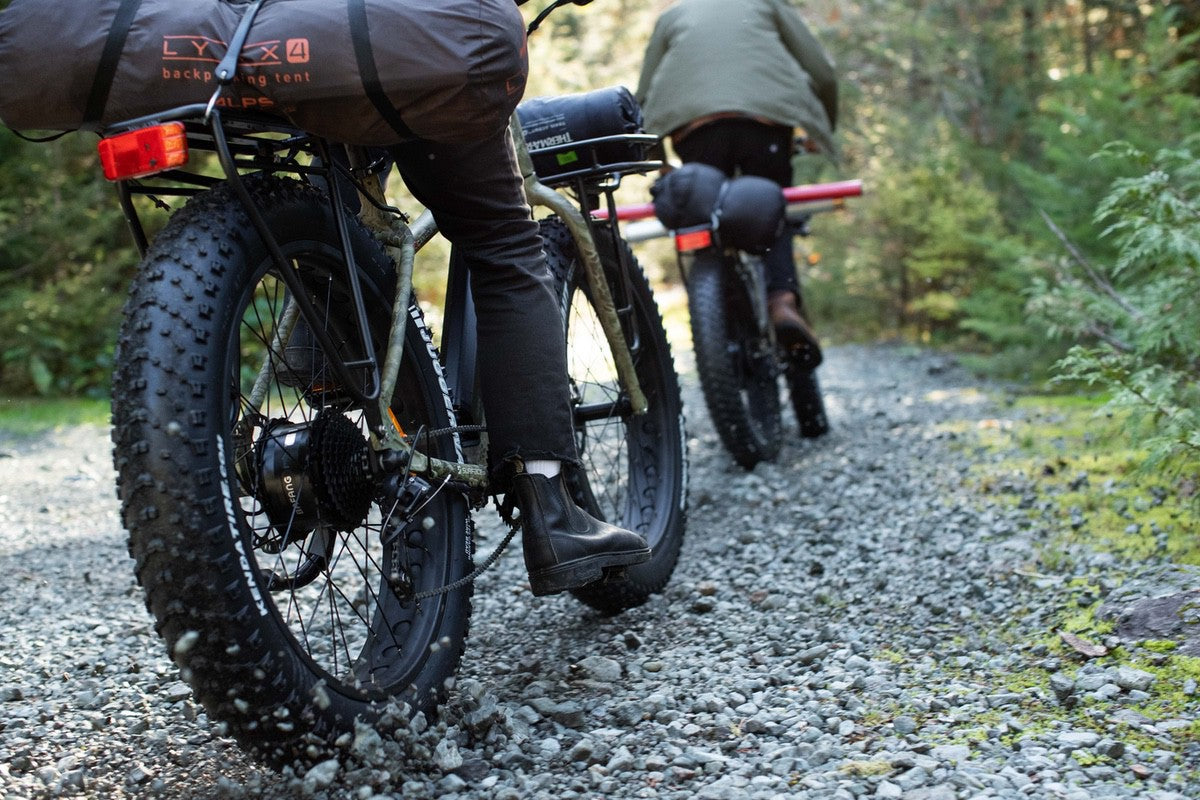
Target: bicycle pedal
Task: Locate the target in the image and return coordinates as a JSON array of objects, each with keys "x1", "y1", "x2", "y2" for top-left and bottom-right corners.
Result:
[
  {"x1": 601, "y1": 566, "x2": 629, "y2": 583},
  {"x1": 783, "y1": 345, "x2": 822, "y2": 371}
]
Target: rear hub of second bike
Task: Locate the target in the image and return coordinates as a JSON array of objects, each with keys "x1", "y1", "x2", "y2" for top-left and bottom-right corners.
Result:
[{"x1": 255, "y1": 413, "x2": 376, "y2": 535}]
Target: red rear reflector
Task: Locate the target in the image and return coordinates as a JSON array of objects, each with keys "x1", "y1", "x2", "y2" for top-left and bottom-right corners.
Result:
[
  {"x1": 98, "y1": 122, "x2": 188, "y2": 181},
  {"x1": 675, "y1": 228, "x2": 713, "y2": 252}
]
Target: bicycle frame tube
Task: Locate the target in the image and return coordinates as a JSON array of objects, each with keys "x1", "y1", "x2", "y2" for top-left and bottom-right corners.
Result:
[
  {"x1": 508, "y1": 116, "x2": 648, "y2": 415},
  {"x1": 734, "y1": 253, "x2": 771, "y2": 343},
  {"x1": 344, "y1": 150, "x2": 489, "y2": 488},
  {"x1": 209, "y1": 111, "x2": 383, "y2": 407}
]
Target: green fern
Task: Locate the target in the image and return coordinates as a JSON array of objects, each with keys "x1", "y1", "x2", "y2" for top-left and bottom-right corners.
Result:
[{"x1": 1043, "y1": 139, "x2": 1200, "y2": 479}]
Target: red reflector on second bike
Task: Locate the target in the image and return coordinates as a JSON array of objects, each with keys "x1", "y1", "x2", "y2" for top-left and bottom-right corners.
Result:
[
  {"x1": 98, "y1": 123, "x2": 188, "y2": 181},
  {"x1": 674, "y1": 228, "x2": 713, "y2": 252}
]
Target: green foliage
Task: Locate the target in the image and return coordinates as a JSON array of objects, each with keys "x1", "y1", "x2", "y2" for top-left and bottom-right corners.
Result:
[
  {"x1": 1, "y1": 0, "x2": 1197, "y2": 399},
  {"x1": 1033, "y1": 140, "x2": 1200, "y2": 477},
  {"x1": 0, "y1": 130, "x2": 138, "y2": 396},
  {"x1": 952, "y1": 5, "x2": 1199, "y2": 378},
  {"x1": 855, "y1": 132, "x2": 1016, "y2": 343},
  {"x1": 1014, "y1": 12, "x2": 1200, "y2": 264},
  {"x1": 814, "y1": 1, "x2": 1076, "y2": 357}
]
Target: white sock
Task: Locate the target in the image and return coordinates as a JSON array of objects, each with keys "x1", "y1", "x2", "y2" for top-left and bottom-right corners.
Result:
[{"x1": 524, "y1": 459, "x2": 561, "y2": 478}]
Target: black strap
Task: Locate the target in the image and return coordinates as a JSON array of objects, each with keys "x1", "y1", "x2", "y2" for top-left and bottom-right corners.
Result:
[
  {"x1": 347, "y1": 0, "x2": 416, "y2": 140},
  {"x1": 6, "y1": 128, "x2": 70, "y2": 143},
  {"x1": 83, "y1": 0, "x2": 144, "y2": 129},
  {"x1": 215, "y1": 0, "x2": 267, "y2": 84}
]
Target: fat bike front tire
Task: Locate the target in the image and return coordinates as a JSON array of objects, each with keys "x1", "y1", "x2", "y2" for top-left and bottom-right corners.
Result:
[
  {"x1": 111, "y1": 177, "x2": 472, "y2": 769},
  {"x1": 687, "y1": 252, "x2": 783, "y2": 469},
  {"x1": 540, "y1": 220, "x2": 688, "y2": 615},
  {"x1": 787, "y1": 364, "x2": 830, "y2": 439}
]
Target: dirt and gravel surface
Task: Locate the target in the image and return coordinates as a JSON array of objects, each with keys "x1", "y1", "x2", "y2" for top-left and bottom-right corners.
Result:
[{"x1": 1, "y1": 343, "x2": 1197, "y2": 800}]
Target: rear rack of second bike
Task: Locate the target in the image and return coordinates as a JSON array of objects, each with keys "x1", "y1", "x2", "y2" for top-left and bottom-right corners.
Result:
[
  {"x1": 524, "y1": 132, "x2": 663, "y2": 189},
  {"x1": 520, "y1": 130, "x2": 664, "y2": 249}
]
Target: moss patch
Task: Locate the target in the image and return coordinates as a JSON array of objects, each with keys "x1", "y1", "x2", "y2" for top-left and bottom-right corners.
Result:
[
  {"x1": 912, "y1": 391, "x2": 1200, "y2": 779},
  {"x1": 950, "y1": 394, "x2": 1199, "y2": 567}
]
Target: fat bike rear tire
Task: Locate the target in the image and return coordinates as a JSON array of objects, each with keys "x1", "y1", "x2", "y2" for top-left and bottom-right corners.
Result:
[
  {"x1": 540, "y1": 219, "x2": 688, "y2": 615},
  {"x1": 111, "y1": 177, "x2": 472, "y2": 769},
  {"x1": 687, "y1": 252, "x2": 783, "y2": 469}
]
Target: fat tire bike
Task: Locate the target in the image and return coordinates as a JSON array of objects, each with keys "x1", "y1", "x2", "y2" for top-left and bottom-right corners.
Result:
[
  {"x1": 99, "y1": 0, "x2": 686, "y2": 769},
  {"x1": 681, "y1": 223, "x2": 825, "y2": 469},
  {"x1": 615, "y1": 179, "x2": 861, "y2": 470}
]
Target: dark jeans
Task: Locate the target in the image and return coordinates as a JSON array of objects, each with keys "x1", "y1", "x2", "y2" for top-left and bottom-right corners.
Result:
[
  {"x1": 673, "y1": 118, "x2": 799, "y2": 297},
  {"x1": 388, "y1": 128, "x2": 577, "y2": 484}
]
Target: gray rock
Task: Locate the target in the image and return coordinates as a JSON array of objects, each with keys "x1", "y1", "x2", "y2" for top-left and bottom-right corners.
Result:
[
  {"x1": 1114, "y1": 666, "x2": 1155, "y2": 692},
  {"x1": 1075, "y1": 673, "x2": 1109, "y2": 692},
  {"x1": 796, "y1": 644, "x2": 829, "y2": 665},
  {"x1": 929, "y1": 744, "x2": 970, "y2": 764},
  {"x1": 573, "y1": 655, "x2": 622, "y2": 683},
  {"x1": 1049, "y1": 672, "x2": 1076, "y2": 699},
  {"x1": 1057, "y1": 731, "x2": 1101, "y2": 751},
  {"x1": 302, "y1": 759, "x2": 340, "y2": 793},
  {"x1": 434, "y1": 739, "x2": 464, "y2": 772}
]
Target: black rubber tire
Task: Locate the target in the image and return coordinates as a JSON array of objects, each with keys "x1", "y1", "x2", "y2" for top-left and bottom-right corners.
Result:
[
  {"x1": 111, "y1": 177, "x2": 472, "y2": 769},
  {"x1": 788, "y1": 365, "x2": 830, "y2": 438},
  {"x1": 540, "y1": 220, "x2": 688, "y2": 614},
  {"x1": 687, "y1": 251, "x2": 782, "y2": 469}
]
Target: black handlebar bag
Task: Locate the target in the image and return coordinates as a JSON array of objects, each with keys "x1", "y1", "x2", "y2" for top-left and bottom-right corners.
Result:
[
  {"x1": 0, "y1": 0, "x2": 529, "y2": 145},
  {"x1": 650, "y1": 162, "x2": 727, "y2": 231},
  {"x1": 652, "y1": 163, "x2": 785, "y2": 254}
]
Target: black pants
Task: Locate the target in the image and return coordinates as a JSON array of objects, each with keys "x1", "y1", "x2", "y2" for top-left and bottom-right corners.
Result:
[
  {"x1": 389, "y1": 128, "x2": 577, "y2": 484},
  {"x1": 673, "y1": 119, "x2": 799, "y2": 296}
]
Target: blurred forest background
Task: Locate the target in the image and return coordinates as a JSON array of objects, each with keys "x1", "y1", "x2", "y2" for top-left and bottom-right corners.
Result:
[{"x1": 0, "y1": 0, "x2": 1197, "y2": 472}]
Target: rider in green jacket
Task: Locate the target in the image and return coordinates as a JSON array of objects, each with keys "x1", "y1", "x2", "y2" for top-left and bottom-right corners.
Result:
[{"x1": 636, "y1": 0, "x2": 838, "y2": 374}]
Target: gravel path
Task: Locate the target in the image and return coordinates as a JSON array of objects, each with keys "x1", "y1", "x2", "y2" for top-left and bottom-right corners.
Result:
[{"x1": 1, "y1": 343, "x2": 1196, "y2": 799}]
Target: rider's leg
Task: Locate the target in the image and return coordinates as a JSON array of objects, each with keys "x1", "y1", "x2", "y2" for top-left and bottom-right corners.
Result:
[
  {"x1": 389, "y1": 128, "x2": 649, "y2": 595},
  {"x1": 762, "y1": 220, "x2": 822, "y2": 368},
  {"x1": 730, "y1": 123, "x2": 822, "y2": 366}
]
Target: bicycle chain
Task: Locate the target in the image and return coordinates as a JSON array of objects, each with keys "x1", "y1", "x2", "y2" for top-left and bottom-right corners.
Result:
[
  {"x1": 398, "y1": 422, "x2": 527, "y2": 601},
  {"x1": 411, "y1": 514, "x2": 521, "y2": 600}
]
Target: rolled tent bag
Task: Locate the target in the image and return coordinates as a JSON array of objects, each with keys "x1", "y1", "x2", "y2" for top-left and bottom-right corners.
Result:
[
  {"x1": 0, "y1": 0, "x2": 529, "y2": 145},
  {"x1": 515, "y1": 85, "x2": 649, "y2": 183},
  {"x1": 716, "y1": 176, "x2": 786, "y2": 255}
]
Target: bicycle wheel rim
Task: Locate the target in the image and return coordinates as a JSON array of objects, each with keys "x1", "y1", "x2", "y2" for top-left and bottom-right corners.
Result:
[{"x1": 224, "y1": 248, "x2": 461, "y2": 698}]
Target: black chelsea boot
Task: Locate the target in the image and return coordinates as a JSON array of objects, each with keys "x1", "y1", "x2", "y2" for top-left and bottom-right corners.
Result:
[{"x1": 511, "y1": 471, "x2": 651, "y2": 596}]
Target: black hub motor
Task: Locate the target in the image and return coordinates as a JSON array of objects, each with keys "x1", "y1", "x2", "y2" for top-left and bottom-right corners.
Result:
[{"x1": 251, "y1": 412, "x2": 377, "y2": 588}]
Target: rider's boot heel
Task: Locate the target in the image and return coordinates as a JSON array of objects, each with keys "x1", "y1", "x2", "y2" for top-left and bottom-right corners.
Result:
[
  {"x1": 768, "y1": 289, "x2": 823, "y2": 370},
  {"x1": 512, "y1": 472, "x2": 651, "y2": 597}
]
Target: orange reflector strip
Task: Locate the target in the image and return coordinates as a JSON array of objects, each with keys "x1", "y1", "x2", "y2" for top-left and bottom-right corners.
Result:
[
  {"x1": 98, "y1": 122, "x2": 188, "y2": 181},
  {"x1": 675, "y1": 228, "x2": 713, "y2": 251},
  {"x1": 387, "y1": 408, "x2": 407, "y2": 437}
]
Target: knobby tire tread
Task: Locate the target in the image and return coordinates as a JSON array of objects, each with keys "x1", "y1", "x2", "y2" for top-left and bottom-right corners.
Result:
[
  {"x1": 539, "y1": 219, "x2": 687, "y2": 615},
  {"x1": 687, "y1": 254, "x2": 782, "y2": 469},
  {"x1": 111, "y1": 177, "x2": 471, "y2": 769}
]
